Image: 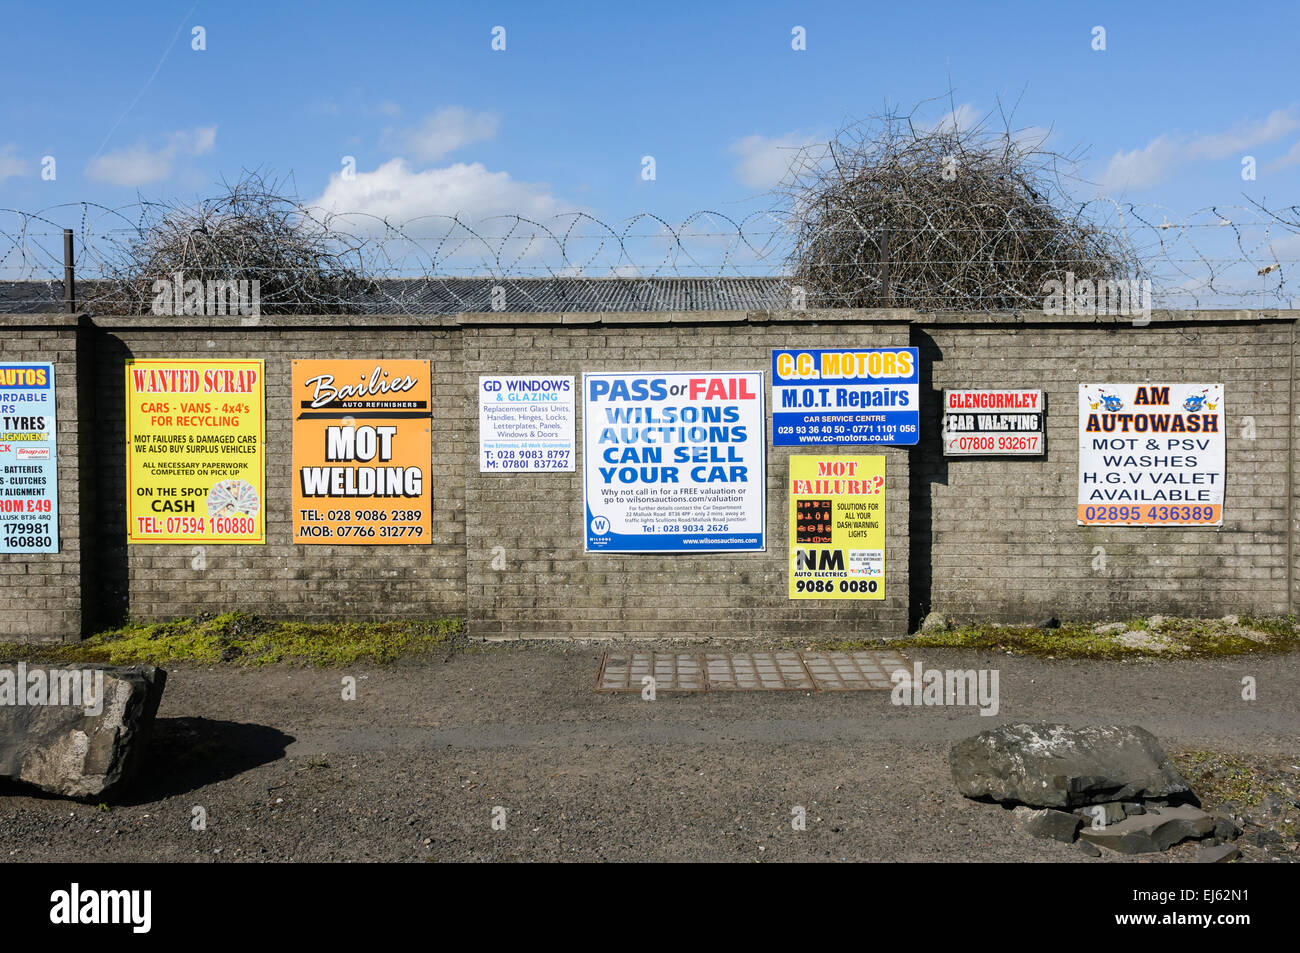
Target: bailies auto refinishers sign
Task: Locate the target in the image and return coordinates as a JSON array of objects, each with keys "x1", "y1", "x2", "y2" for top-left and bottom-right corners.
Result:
[{"x1": 293, "y1": 360, "x2": 432, "y2": 543}]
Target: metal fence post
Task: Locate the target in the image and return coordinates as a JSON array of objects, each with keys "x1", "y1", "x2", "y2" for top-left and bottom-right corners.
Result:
[{"x1": 63, "y1": 228, "x2": 75, "y2": 313}]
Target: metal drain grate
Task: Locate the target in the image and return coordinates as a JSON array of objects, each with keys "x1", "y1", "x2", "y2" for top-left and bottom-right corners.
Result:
[{"x1": 596, "y1": 650, "x2": 909, "y2": 693}]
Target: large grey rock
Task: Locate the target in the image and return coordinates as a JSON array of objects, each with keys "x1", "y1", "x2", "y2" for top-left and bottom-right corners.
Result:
[
  {"x1": 0, "y1": 663, "x2": 166, "y2": 798},
  {"x1": 1012, "y1": 806, "x2": 1082, "y2": 843},
  {"x1": 950, "y1": 723, "x2": 1191, "y2": 808},
  {"x1": 1079, "y1": 804, "x2": 1215, "y2": 853}
]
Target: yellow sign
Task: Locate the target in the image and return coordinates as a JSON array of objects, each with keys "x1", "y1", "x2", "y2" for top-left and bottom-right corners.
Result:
[
  {"x1": 126, "y1": 359, "x2": 265, "y2": 544},
  {"x1": 292, "y1": 359, "x2": 432, "y2": 544},
  {"x1": 788, "y1": 455, "x2": 884, "y2": 599}
]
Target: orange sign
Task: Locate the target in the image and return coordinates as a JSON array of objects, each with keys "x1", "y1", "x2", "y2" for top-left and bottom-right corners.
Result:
[{"x1": 291, "y1": 359, "x2": 432, "y2": 544}]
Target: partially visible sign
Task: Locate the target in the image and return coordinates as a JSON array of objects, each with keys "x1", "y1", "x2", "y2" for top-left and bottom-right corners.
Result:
[
  {"x1": 126, "y1": 360, "x2": 264, "y2": 544},
  {"x1": 293, "y1": 360, "x2": 432, "y2": 544},
  {"x1": 943, "y1": 389, "x2": 1045, "y2": 455},
  {"x1": 771, "y1": 348, "x2": 919, "y2": 445},
  {"x1": 583, "y1": 371, "x2": 765, "y2": 552},
  {"x1": 788, "y1": 455, "x2": 885, "y2": 600},
  {"x1": 1078, "y1": 383, "x2": 1224, "y2": 526},
  {"x1": 479, "y1": 375, "x2": 575, "y2": 472},
  {"x1": 0, "y1": 363, "x2": 58, "y2": 553}
]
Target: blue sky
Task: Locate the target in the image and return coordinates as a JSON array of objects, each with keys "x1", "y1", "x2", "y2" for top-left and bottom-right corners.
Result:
[{"x1": 2, "y1": 0, "x2": 1298, "y2": 293}]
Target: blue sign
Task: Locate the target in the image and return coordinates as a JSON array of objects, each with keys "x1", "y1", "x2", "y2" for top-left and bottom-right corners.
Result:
[
  {"x1": 0, "y1": 363, "x2": 58, "y2": 553},
  {"x1": 771, "y1": 348, "x2": 919, "y2": 446}
]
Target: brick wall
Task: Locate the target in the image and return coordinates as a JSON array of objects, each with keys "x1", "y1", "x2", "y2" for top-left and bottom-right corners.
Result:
[
  {"x1": 462, "y1": 316, "x2": 910, "y2": 640},
  {"x1": 0, "y1": 316, "x2": 87, "y2": 640},
  {"x1": 913, "y1": 314, "x2": 1295, "y2": 622},
  {"x1": 0, "y1": 308, "x2": 1294, "y2": 642}
]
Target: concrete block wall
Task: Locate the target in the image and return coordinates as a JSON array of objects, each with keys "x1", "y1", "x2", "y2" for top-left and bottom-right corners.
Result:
[
  {"x1": 0, "y1": 308, "x2": 1295, "y2": 642},
  {"x1": 914, "y1": 314, "x2": 1295, "y2": 622},
  {"x1": 462, "y1": 316, "x2": 911, "y2": 640},
  {"x1": 85, "y1": 316, "x2": 467, "y2": 626},
  {"x1": 0, "y1": 316, "x2": 88, "y2": 640}
]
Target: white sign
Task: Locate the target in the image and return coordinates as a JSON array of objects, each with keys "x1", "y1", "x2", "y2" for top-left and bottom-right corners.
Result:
[
  {"x1": 479, "y1": 375, "x2": 575, "y2": 472},
  {"x1": 1078, "y1": 383, "x2": 1224, "y2": 526},
  {"x1": 583, "y1": 371, "x2": 765, "y2": 552},
  {"x1": 943, "y1": 389, "x2": 1044, "y2": 455}
]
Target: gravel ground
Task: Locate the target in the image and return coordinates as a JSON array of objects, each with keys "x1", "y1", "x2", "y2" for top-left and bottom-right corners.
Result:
[{"x1": 1, "y1": 644, "x2": 1297, "y2": 862}]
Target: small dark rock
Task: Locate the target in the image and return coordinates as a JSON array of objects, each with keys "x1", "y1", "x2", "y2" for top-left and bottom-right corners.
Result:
[
  {"x1": 220, "y1": 646, "x2": 243, "y2": 662},
  {"x1": 1013, "y1": 806, "x2": 1082, "y2": 843},
  {"x1": 1196, "y1": 844, "x2": 1241, "y2": 863},
  {"x1": 1075, "y1": 802, "x2": 1126, "y2": 826},
  {"x1": 1121, "y1": 802, "x2": 1146, "y2": 816},
  {"x1": 1077, "y1": 840, "x2": 1103, "y2": 857},
  {"x1": 1213, "y1": 815, "x2": 1241, "y2": 840},
  {"x1": 1036, "y1": 617, "x2": 1060, "y2": 629}
]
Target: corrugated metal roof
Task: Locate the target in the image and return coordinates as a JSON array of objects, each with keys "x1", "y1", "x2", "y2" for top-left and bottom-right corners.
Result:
[{"x1": 0, "y1": 277, "x2": 791, "y2": 315}]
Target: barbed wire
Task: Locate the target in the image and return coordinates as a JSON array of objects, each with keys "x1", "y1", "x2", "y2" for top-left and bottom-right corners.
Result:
[{"x1": 1, "y1": 197, "x2": 1297, "y2": 314}]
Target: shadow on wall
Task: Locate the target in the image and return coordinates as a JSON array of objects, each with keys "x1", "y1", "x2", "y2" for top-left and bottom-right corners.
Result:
[
  {"x1": 908, "y1": 327, "x2": 945, "y2": 631},
  {"x1": 89, "y1": 332, "x2": 133, "y2": 630}
]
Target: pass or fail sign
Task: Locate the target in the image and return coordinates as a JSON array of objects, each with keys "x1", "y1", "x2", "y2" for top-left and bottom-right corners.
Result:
[
  {"x1": 943, "y1": 389, "x2": 1044, "y2": 455},
  {"x1": 582, "y1": 372, "x2": 765, "y2": 552},
  {"x1": 1078, "y1": 383, "x2": 1224, "y2": 526}
]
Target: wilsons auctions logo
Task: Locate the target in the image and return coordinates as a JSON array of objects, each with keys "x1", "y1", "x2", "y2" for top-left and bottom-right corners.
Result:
[{"x1": 49, "y1": 883, "x2": 151, "y2": 933}]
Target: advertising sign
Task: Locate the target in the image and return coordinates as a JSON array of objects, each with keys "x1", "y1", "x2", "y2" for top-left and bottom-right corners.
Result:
[
  {"x1": 788, "y1": 455, "x2": 885, "y2": 599},
  {"x1": 479, "y1": 375, "x2": 575, "y2": 472},
  {"x1": 943, "y1": 389, "x2": 1045, "y2": 455},
  {"x1": 771, "y1": 348, "x2": 919, "y2": 446},
  {"x1": 0, "y1": 363, "x2": 58, "y2": 553},
  {"x1": 1078, "y1": 383, "x2": 1224, "y2": 526},
  {"x1": 126, "y1": 359, "x2": 264, "y2": 544},
  {"x1": 583, "y1": 371, "x2": 765, "y2": 552},
  {"x1": 293, "y1": 359, "x2": 432, "y2": 544}
]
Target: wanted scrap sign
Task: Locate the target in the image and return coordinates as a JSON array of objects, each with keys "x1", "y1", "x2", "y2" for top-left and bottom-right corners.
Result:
[
  {"x1": 292, "y1": 360, "x2": 432, "y2": 544},
  {"x1": 125, "y1": 359, "x2": 264, "y2": 544},
  {"x1": 583, "y1": 371, "x2": 765, "y2": 552},
  {"x1": 1078, "y1": 383, "x2": 1224, "y2": 526}
]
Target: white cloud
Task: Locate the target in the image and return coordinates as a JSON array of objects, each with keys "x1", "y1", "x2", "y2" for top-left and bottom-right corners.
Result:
[
  {"x1": 1186, "y1": 108, "x2": 1300, "y2": 159},
  {"x1": 1098, "y1": 135, "x2": 1184, "y2": 192},
  {"x1": 385, "y1": 107, "x2": 499, "y2": 163},
  {"x1": 0, "y1": 145, "x2": 23, "y2": 184},
  {"x1": 1099, "y1": 108, "x2": 1300, "y2": 193},
  {"x1": 728, "y1": 131, "x2": 820, "y2": 189},
  {"x1": 926, "y1": 102, "x2": 981, "y2": 134},
  {"x1": 1266, "y1": 140, "x2": 1300, "y2": 173},
  {"x1": 86, "y1": 126, "x2": 216, "y2": 186},
  {"x1": 312, "y1": 157, "x2": 578, "y2": 226}
]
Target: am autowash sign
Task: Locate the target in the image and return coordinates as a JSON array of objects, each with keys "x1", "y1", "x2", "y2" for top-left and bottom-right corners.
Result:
[
  {"x1": 582, "y1": 371, "x2": 765, "y2": 552},
  {"x1": 1078, "y1": 383, "x2": 1224, "y2": 526}
]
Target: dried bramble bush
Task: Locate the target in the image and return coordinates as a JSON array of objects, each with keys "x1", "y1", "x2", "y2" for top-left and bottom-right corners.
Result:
[{"x1": 778, "y1": 98, "x2": 1145, "y2": 311}]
